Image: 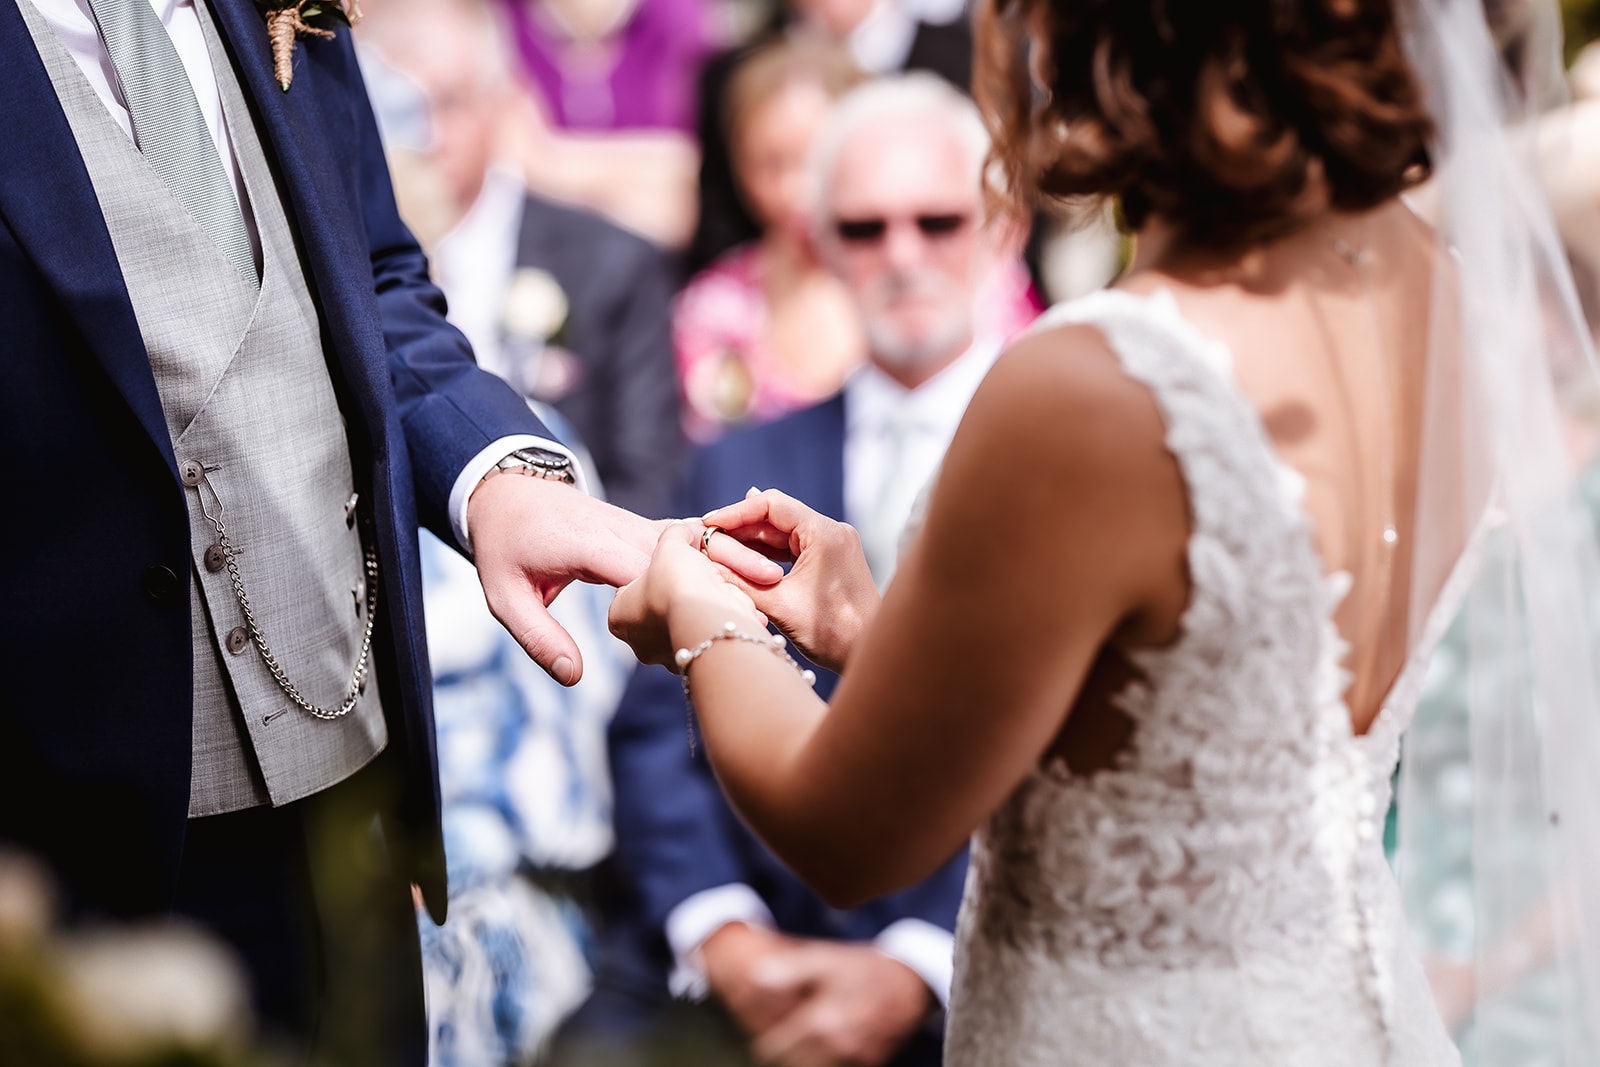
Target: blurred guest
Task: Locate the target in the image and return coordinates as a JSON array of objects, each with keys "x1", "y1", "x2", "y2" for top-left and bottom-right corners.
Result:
[
  {"x1": 364, "y1": 0, "x2": 686, "y2": 518},
  {"x1": 501, "y1": 0, "x2": 719, "y2": 132},
  {"x1": 556, "y1": 74, "x2": 1018, "y2": 1067},
  {"x1": 357, "y1": 4, "x2": 656, "y2": 1061},
  {"x1": 415, "y1": 512, "x2": 633, "y2": 1066},
  {"x1": 674, "y1": 39, "x2": 867, "y2": 442},
  {"x1": 688, "y1": 0, "x2": 971, "y2": 274}
]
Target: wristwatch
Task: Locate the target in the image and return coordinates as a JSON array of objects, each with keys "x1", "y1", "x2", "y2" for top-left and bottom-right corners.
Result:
[{"x1": 486, "y1": 446, "x2": 577, "y2": 486}]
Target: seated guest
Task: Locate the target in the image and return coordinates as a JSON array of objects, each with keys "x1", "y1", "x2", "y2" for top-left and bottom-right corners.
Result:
[
  {"x1": 487, "y1": 0, "x2": 718, "y2": 249},
  {"x1": 358, "y1": 6, "x2": 647, "y2": 1062},
  {"x1": 560, "y1": 74, "x2": 1024, "y2": 1067},
  {"x1": 688, "y1": 0, "x2": 974, "y2": 275},
  {"x1": 364, "y1": 0, "x2": 686, "y2": 518},
  {"x1": 674, "y1": 39, "x2": 868, "y2": 443},
  {"x1": 500, "y1": 0, "x2": 718, "y2": 134}
]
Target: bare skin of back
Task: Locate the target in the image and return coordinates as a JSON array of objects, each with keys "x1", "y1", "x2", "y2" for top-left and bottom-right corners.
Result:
[{"x1": 1056, "y1": 198, "x2": 1450, "y2": 774}]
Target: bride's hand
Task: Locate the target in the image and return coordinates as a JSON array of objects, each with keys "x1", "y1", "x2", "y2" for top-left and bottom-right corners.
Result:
[
  {"x1": 701, "y1": 488, "x2": 879, "y2": 674},
  {"x1": 609, "y1": 521, "x2": 767, "y2": 670}
]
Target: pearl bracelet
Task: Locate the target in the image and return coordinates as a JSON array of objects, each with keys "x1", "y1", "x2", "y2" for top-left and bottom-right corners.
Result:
[{"x1": 675, "y1": 621, "x2": 817, "y2": 753}]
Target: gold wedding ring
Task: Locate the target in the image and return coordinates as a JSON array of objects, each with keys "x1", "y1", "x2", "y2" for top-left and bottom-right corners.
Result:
[{"x1": 700, "y1": 526, "x2": 720, "y2": 553}]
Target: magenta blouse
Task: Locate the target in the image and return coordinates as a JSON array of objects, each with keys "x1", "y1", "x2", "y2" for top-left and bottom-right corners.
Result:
[{"x1": 501, "y1": 0, "x2": 717, "y2": 131}]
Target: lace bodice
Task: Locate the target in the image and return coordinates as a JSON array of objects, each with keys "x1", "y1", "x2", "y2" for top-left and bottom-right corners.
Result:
[{"x1": 944, "y1": 291, "x2": 1461, "y2": 1066}]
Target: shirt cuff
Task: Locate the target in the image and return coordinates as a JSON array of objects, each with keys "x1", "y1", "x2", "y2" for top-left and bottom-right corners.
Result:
[
  {"x1": 448, "y1": 434, "x2": 590, "y2": 553},
  {"x1": 873, "y1": 918, "x2": 955, "y2": 1010},
  {"x1": 664, "y1": 884, "x2": 776, "y2": 1000}
]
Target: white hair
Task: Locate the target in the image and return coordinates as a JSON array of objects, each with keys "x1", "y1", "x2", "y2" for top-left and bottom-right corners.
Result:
[{"x1": 806, "y1": 73, "x2": 992, "y2": 229}]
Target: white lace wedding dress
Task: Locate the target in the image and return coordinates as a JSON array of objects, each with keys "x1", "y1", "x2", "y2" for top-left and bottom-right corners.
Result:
[{"x1": 943, "y1": 290, "x2": 1466, "y2": 1066}]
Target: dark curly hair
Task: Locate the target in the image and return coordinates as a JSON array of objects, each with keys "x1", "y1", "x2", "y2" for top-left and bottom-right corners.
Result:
[{"x1": 977, "y1": 0, "x2": 1435, "y2": 249}]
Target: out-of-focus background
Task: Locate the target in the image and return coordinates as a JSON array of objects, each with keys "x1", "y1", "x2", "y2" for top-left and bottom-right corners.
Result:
[{"x1": 7, "y1": 3, "x2": 1600, "y2": 1067}]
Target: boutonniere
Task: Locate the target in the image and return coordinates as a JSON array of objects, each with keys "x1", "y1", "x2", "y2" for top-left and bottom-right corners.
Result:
[
  {"x1": 255, "y1": 1, "x2": 363, "y2": 91},
  {"x1": 502, "y1": 268, "x2": 585, "y2": 401},
  {"x1": 503, "y1": 268, "x2": 571, "y2": 347}
]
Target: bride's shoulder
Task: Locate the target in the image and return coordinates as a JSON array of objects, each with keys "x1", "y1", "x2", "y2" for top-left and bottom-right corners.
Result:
[
  {"x1": 975, "y1": 287, "x2": 1197, "y2": 430},
  {"x1": 957, "y1": 306, "x2": 1182, "y2": 502},
  {"x1": 977, "y1": 309, "x2": 1153, "y2": 432},
  {"x1": 936, "y1": 307, "x2": 1192, "y2": 642}
]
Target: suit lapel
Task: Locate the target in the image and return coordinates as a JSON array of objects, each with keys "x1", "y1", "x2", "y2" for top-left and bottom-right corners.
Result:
[
  {"x1": 0, "y1": 1, "x2": 175, "y2": 478},
  {"x1": 203, "y1": 0, "x2": 386, "y2": 416},
  {"x1": 813, "y1": 394, "x2": 848, "y2": 524},
  {"x1": 515, "y1": 196, "x2": 554, "y2": 272}
]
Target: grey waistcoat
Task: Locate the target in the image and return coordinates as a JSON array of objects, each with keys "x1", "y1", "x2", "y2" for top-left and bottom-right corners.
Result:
[{"x1": 20, "y1": 0, "x2": 388, "y2": 816}]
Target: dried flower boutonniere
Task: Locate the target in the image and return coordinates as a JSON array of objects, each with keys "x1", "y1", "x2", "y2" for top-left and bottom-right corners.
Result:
[
  {"x1": 254, "y1": 0, "x2": 363, "y2": 91},
  {"x1": 500, "y1": 268, "x2": 584, "y2": 401}
]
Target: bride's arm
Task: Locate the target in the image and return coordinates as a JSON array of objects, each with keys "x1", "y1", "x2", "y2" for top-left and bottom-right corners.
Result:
[{"x1": 620, "y1": 324, "x2": 1191, "y2": 906}]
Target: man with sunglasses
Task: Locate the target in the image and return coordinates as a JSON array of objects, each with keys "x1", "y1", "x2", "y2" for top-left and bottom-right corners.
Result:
[{"x1": 558, "y1": 75, "x2": 1027, "y2": 1067}]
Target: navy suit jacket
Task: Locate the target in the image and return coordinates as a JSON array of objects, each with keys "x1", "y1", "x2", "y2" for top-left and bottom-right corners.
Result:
[
  {"x1": 0, "y1": 1, "x2": 549, "y2": 922},
  {"x1": 591, "y1": 397, "x2": 968, "y2": 1054},
  {"x1": 514, "y1": 195, "x2": 685, "y2": 519}
]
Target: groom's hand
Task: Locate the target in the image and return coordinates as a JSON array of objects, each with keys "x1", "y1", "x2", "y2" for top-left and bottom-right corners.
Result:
[
  {"x1": 468, "y1": 473, "x2": 662, "y2": 685},
  {"x1": 469, "y1": 476, "x2": 783, "y2": 685}
]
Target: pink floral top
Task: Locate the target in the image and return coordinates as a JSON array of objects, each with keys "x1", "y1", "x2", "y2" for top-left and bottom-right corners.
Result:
[
  {"x1": 674, "y1": 245, "x2": 814, "y2": 443},
  {"x1": 674, "y1": 243, "x2": 1046, "y2": 443}
]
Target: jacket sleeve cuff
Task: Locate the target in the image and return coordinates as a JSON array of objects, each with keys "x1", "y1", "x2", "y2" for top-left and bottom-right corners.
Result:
[
  {"x1": 448, "y1": 434, "x2": 591, "y2": 553},
  {"x1": 663, "y1": 884, "x2": 776, "y2": 1000},
  {"x1": 873, "y1": 918, "x2": 955, "y2": 1010}
]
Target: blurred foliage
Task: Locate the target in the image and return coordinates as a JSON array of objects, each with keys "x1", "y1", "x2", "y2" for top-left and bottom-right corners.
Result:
[
  {"x1": 0, "y1": 941, "x2": 281, "y2": 1067},
  {"x1": 0, "y1": 850, "x2": 283, "y2": 1067}
]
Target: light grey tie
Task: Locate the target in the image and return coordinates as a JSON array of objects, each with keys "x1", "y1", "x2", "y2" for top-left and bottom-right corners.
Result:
[
  {"x1": 85, "y1": 0, "x2": 259, "y2": 287},
  {"x1": 863, "y1": 411, "x2": 924, "y2": 589}
]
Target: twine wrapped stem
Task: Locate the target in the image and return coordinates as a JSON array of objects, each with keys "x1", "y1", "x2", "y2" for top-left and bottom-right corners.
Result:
[{"x1": 263, "y1": 1, "x2": 362, "y2": 91}]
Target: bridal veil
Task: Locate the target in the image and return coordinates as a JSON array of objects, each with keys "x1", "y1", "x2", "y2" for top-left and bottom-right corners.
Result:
[{"x1": 1395, "y1": 0, "x2": 1600, "y2": 1060}]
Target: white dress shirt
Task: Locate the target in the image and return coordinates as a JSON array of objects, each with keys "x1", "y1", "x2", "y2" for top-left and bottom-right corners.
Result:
[
  {"x1": 27, "y1": 0, "x2": 577, "y2": 551},
  {"x1": 430, "y1": 164, "x2": 525, "y2": 386},
  {"x1": 846, "y1": 336, "x2": 1004, "y2": 586},
  {"x1": 663, "y1": 335, "x2": 1003, "y2": 1010}
]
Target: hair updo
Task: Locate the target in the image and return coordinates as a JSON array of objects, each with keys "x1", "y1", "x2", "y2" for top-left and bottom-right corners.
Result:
[{"x1": 977, "y1": 0, "x2": 1435, "y2": 249}]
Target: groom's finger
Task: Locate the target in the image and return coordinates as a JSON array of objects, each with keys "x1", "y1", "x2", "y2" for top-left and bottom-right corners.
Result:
[
  {"x1": 486, "y1": 579, "x2": 585, "y2": 686},
  {"x1": 705, "y1": 528, "x2": 784, "y2": 585}
]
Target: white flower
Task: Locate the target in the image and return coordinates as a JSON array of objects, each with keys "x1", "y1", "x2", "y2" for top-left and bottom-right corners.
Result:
[
  {"x1": 53, "y1": 922, "x2": 251, "y2": 1058},
  {"x1": 503, "y1": 268, "x2": 570, "y2": 342}
]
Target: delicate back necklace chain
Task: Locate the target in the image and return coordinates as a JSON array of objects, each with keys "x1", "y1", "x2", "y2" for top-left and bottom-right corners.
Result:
[{"x1": 1332, "y1": 224, "x2": 1404, "y2": 710}]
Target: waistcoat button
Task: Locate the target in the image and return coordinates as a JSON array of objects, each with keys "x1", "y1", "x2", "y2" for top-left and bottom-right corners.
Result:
[
  {"x1": 141, "y1": 565, "x2": 180, "y2": 605},
  {"x1": 226, "y1": 627, "x2": 248, "y2": 655},
  {"x1": 203, "y1": 544, "x2": 226, "y2": 572},
  {"x1": 179, "y1": 460, "x2": 205, "y2": 487}
]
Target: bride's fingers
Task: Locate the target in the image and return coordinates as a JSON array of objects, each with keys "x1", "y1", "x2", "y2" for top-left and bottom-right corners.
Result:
[
  {"x1": 708, "y1": 522, "x2": 795, "y2": 561},
  {"x1": 700, "y1": 495, "x2": 772, "y2": 533},
  {"x1": 700, "y1": 486, "x2": 798, "y2": 530},
  {"x1": 656, "y1": 519, "x2": 704, "y2": 552},
  {"x1": 607, "y1": 578, "x2": 660, "y2": 661},
  {"x1": 705, "y1": 489, "x2": 824, "y2": 551}
]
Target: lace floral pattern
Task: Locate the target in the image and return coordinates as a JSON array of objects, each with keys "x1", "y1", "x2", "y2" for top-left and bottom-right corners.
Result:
[{"x1": 944, "y1": 291, "x2": 1461, "y2": 1066}]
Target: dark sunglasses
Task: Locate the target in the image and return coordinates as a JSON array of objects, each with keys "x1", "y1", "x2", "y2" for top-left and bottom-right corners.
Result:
[{"x1": 833, "y1": 213, "x2": 970, "y2": 244}]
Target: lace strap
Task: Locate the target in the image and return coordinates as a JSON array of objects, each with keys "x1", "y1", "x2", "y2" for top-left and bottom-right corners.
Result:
[{"x1": 1045, "y1": 290, "x2": 1318, "y2": 614}]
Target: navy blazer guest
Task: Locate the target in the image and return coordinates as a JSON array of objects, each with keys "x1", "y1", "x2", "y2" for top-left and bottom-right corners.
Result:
[
  {"x1": 514, "y1": 194, "x2": 686, "y2": 519},
  {"x1": 567, "y1": 397, "x2": 968, "y2": 1067}
]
